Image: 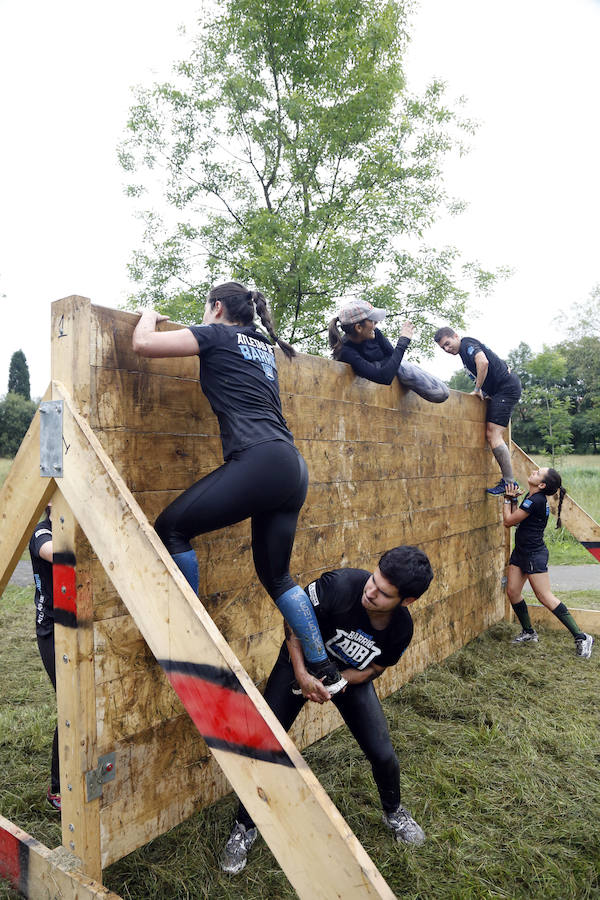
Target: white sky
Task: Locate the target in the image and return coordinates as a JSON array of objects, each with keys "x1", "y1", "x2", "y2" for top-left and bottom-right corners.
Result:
[{"x1": 1, "y1": 0, "x2": 599, "y2": 397}]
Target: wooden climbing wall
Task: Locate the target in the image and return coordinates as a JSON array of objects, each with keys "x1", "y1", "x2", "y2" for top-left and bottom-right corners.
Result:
[{"x1": 62, "y1": 300, "x2": 507, "y2": 869}]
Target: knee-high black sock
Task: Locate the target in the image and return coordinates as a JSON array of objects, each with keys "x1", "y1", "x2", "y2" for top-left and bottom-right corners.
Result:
[
  {"x1": 511, "y1": 599, "x2": 533, "y2": 631},
  {"x1": 551, "y1": 602, "x2": 585, "y2": 639}
]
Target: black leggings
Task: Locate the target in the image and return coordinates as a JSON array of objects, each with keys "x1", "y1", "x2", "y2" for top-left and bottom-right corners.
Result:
[
  {"x1": 155, "y1": 440, "x2": 308, "y2": 601},
  {"x1": 37, "y1": 631, "x2": 60, "y2": 794},
  {"x1": 237, "y1": 654, "x2": 401, "y2": 829}
]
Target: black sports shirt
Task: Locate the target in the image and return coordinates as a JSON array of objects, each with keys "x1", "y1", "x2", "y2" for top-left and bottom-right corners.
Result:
[
  {"x1": 459, "y1": 337, "x2": 511, "y2": 396},
  {"x1": 338, "y1": 330, "x2": 411, "y2": 385},
  {"x1": 188, "y1": 323, "x2": 294, "y2": 459},
  {"x1": 29, "y1": 518, "x2": 53, "y2": 638},
  {"x1": 303, "y1": 568, "x2": 413, "y2": 671},
  {"x1": 514, "y1": 492, "x2": 550, "y2": 553}
]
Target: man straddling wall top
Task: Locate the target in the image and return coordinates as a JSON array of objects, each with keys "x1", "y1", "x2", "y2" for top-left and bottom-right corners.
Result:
[
  {"x1": 220, "y1": 545, "x2": 434, "y2": 875},
  {"x1": 434, "y1": 328, "x2": 522, "y2": 495}
]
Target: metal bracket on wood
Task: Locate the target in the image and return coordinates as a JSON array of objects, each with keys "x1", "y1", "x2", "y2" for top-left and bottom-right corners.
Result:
[
  {"x1": 85, "y1": 752, "x2": 116, "y2": 802},
  {"x1": 39, "y1": 400, "x2": 64, "y2": 477}
]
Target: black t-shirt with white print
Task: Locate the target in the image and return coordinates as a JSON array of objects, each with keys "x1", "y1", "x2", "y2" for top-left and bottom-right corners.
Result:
[
  {"x1": 288, "y1": 568, "x2": 413, "y2": 671},
  {"x1": 188, "y1": 323, "x2": 294, "y2": 460},
  {"x1": 514, "y1": 492, "x2": 550, "y2": 553},
  {"x1": 29, "y1": 517, "x2": 53, "y2": 638},
  {"x1": 458, "y1": 337, "x2": 511, "y2": 396}
]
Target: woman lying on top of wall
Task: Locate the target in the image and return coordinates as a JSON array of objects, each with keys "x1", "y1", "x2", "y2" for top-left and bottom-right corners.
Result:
[
  {"x1": 328, "y1": 300, "x2": 449, "y2": 403},
  {"x1": 132, "y1": 281, "x2": 346, "y2": 697}
]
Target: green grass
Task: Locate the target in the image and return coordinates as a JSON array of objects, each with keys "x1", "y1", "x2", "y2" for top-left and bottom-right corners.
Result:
[
  {"x1": 1, "y1": 585, "x2": 599, "y2": 899},
  {"x1": 0, "y1": 458, "x2": 12, "y2": 489}
]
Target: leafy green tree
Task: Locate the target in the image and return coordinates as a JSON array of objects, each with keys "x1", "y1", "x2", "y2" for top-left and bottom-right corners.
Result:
[
  {"x1": 0, "y1": 393, "x2": 36, "y2": 457},
  {"x1": 120, "y1": 0, "x2": 502, "y2": 355},
  {"x1": 525, "y1": 348, "x2": 573, "y2": 463},
  {"x1": 563, "y1": 334, "x2": 600, "y2": 453},
  {"x1": 448, "y1": 369, "x2": 473, "y2": 392},
  {"x1": 7, "y1": 350, "x2": 30, "y2": 400}
]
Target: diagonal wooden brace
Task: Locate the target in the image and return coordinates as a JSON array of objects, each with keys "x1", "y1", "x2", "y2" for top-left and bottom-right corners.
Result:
[
  {"x1": 0, "y1": 386, "x2": 55, "y2": 596},
  {"x1": 511, "y1": 442, "x2": 600, "y2": 560},
  {"x1": 53, "y1": 380, "x2": 394, "y2": 900}
]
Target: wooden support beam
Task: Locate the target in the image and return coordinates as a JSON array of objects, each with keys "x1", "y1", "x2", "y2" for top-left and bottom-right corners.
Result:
[
  {"x1": 0, "y1": 386, "x2": 54, "y2": 596},
  {"x1": 54, "y1": 381, "x2": 394, "y2": 899},
  {"x1": 0, "y1": 814, "x2": 121, "y2": 899},
  {"x1": 511, "y1": 443, "x2": 600, "y2": 560},
  {"x1": 52, "y1": 490, "x2": 102, "y2": 882},
  {"x1": 526, "y1": 604, "x2": 600, "y2": 634}
]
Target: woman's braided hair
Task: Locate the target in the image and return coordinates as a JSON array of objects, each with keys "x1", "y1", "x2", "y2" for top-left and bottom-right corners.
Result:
[
  {"x1": 541, "y1": 467, "x2": 566, "y2": 528},
  {"x1": 208, "y1": 282, "x2": 295, "y2": 359}
]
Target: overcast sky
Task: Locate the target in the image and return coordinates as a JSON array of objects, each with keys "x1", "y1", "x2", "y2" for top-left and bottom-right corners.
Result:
[{"x1": 1, "y1": 0, "x2": 599, "y2": 397}]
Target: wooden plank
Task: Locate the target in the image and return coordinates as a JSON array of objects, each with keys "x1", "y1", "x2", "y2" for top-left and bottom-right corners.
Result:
[
  {"x1": 90, "y1": 367, "x2": 215, "y2": 434},
  {"x1": 526, "y1": 605, "x2": 600, "y2": 633},
  {"x1": 89, "y1": 302, "x2": 487, "y2": 423},
  {"x1": 51, "y1": 296, "x2": 102, "y2": 882},
  {"x1": 90, "y1": 304, "x2": 200, "y2": 380},
  {"x1": 88, "y1": 364, "x2": 487, "y2": 450},
  {"x1": 54, "y1": 379, "x2": 394, "y2": 900},
  {"x1": 94, "y1": 428, "x2": 496, "y2": 493},
  {"x1": 511, "y1": 443, "x2": 600, "y2": 550},
  {"x1": 53, "y1": 484, "x2": 102, "y2": 882},
  {"x1": 0, "y1": 814, "x2": 121, "y2": 899},
  {"x1": 0, "y1": 386, "x2": 54, "y2": 596}
]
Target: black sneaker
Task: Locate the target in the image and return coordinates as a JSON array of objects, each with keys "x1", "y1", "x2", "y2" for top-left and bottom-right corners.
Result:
[
  {"x1": 486, "y1": 479, "x2": 508, "y2": 495},
  {"x1": 305, "y1": 659, "x2": 347, "y2": 696},
  {"x1": 382, "y1": 805, "x2": 426, "y2": 846},
  {"x1": 220, "y1": 821, "x2": 258, "y2": 874}
]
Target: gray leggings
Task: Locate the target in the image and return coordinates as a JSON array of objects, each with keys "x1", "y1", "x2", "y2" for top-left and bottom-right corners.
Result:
[{"x1": 397, "y1": 362, "x2": 449, "y2": 403}]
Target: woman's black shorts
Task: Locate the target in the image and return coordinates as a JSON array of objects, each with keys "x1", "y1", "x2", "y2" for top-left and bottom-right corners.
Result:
[{"x1": 509, "y1": 546, "x2": 549, "y2": 574}]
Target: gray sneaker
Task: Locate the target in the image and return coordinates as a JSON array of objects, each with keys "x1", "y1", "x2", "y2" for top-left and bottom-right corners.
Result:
[
  {"x1": 575, "y1": 633, "x2": 594, "y2": 659},
  {"x1": 220, "y1": 822, "x2": 258, "y2": 874},
  {"x1": 382, "y1": 805, "x2": 426, "y2": 846},
  {"x1": 511, "y1": 629, "x2": 539, "y2": 644}
]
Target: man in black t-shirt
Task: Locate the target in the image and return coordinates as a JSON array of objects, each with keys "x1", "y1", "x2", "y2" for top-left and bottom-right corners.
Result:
[
  {"x1": 29, "y1": 507, "x2": 60, "y2": 811},
  {"x1": 434, "y1": 327, "x2": 522, "y2": 495},
  {"x1": 220, "y1": 546, "x2": 434, "y2": 875}
]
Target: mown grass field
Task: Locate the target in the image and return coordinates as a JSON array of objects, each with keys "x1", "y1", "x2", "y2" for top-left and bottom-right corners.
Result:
[
  {"x1": 1, "y1": 584, "x2": 599, "y2": 900},
  {"x1": 528, "y1": 455, "x2": 600, "y2": 565}
]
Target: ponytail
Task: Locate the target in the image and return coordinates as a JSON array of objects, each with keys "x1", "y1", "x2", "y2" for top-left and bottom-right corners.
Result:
[
  {"x1": 556, "y1": 485, "x2": 566, "y2": 529},
  {"x1": 540, "y1": 467, "x2": 565, "y2": 529},
  {"x1": 328, "y1": 317, "x2": 344, "y2": 359},
  {"x1": 208, "y1": 281, "x2": 296, "y2": 360},
  {"x1": 252, "y1": 290, "x2": 296, "y2": 360},
  {"x1": 328, "y1": 316, "x2": 361, "y2": 360}
]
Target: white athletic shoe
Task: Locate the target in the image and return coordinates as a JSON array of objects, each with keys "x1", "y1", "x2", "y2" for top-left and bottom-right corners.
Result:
[
  {"x1": 220, "y1": 821, "x2": 258, "y2": 874},
  {"x1": 511, "y1": 629, "x2": 539, "y2": 643},
  {"x1": 575, "y1": 633, "x2": 594, "y2": 659}
]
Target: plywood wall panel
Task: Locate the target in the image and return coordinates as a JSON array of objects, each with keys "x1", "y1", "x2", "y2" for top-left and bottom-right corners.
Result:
[{"x1": 77, "y1": 303, "x2": 508, "y2": 869}]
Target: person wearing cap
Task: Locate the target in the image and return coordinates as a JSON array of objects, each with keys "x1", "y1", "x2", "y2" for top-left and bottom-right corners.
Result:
[
  {"x1": 328, "y1": 300, "x2": 449, "y2": 403},
  {"x1": 434, "y1": 327, "x2": 521, "y2": 495}
]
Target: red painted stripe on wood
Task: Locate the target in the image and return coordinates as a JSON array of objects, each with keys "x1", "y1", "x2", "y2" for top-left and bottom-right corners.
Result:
[
  {"x1": 167, "y1": 672, "x2": 285, "y2": 755},
  {"x1": 53, "y1": 564, "x2": 77, "y2": 615},
  {"x1": 585, "y1": 546, "x2": 600, "y2": 562},
  {"x1": 0, "y1": 825, "x2": 20, "y2": 889}
]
